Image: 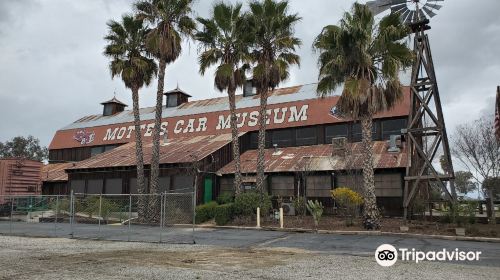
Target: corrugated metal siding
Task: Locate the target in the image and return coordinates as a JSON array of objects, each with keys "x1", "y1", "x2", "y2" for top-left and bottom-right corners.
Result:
[{"x1": 0, "y1": 159, "x2": 42, "y2": 202}]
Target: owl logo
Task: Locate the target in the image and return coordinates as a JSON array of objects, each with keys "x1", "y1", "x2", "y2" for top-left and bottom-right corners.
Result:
[
  {"x1": 329, "y1": 106, "x2": 343, "y2": 119},
  {"x1": 73, "y1": 129, "x2": 96, "y2": 145}
]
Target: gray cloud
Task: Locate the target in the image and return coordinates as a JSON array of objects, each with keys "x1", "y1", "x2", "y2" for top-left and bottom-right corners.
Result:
[{"x1": 0, "y1": 0, "x2": 499, "y2": 150}]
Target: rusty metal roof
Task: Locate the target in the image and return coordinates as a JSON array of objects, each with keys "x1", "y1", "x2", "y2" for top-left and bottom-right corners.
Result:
[
  {"x1": 67, "y1": 133, "x2": 238, "y2": 171},
  {"x1": 217, "y1": 141, "x2": 407, "y2": 175},
  {"x1": 61, "y1": 83, "x2": 329, "y2": 130},
  {"x1": 41, "y1": 163, "x2": 73, "y2": 182}
]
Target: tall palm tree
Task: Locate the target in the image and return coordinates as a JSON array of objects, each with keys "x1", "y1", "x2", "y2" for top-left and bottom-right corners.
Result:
[
  {"x1": 134, "y1": 0, "x2": 196, "y2": 195},
  {"x1": 314, "y1": 3, "x2": 413, "y2": 229},
  {"x1": 196, "y1": 2, "x2": 249, "y2": 195},
  {"x1": 104, "y1": 15, "x2": 157, "y2": 205},
  {"x1": 247, "y1": 0, "x2": 301, "y2": 191}
]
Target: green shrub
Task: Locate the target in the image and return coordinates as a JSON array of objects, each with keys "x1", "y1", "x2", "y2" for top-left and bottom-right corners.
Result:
[
  {"x1": 306, "y1": 200, "x2": 324, "y2": 230},
  {"x1": 216, "y1": 193, "x2": 234, "y2": 205},
  {"x1": 214, "y1": 203, "x2": 234, "y2": 226},
  {"x1": 292, "y1": 196, "x2": 306, "y2": 216},
  {"x1": 195, "y1": 201, "x2": 218, "y2": 224},
  {"x1": 234, "y1": 191, "x2": 272, "y2": 217}
]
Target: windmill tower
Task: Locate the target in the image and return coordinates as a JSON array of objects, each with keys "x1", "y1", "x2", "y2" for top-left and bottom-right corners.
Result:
[{"x1": 366, "y1": 0, "x2": 457, "y2": 220}]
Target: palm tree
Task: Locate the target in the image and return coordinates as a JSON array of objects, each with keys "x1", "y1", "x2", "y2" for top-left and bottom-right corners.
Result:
[
  {"x1": 104, "y1": 15, "x2": 157, "y2": 216},
  {"x1": 314, "y1": 3, "x2": 413, "y2": 229},
  {"x1": 134, "y1": 0, "x2": 196, "y2": 195},
  {"x1": 247, "y1": 0, "x2": 301, "y2": 191},
  {"x1": 196, "y1": 2, "x2": 249, "y2": 195}
]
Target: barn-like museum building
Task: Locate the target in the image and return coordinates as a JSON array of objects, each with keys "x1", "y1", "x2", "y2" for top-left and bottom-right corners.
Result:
[{"x1": 43, "y1": 83, "x2": 409, "y2": 215}]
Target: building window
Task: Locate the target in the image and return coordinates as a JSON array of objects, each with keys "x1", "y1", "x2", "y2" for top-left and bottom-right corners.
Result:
[
  {"x1": 351, "y1": 123, "x2": 377, "y2": 142},
  {"x1": 375, "y1": 174, "x2": 403, "y2": 197},
  {"x1": 325, "y1": 124, "x2": 348, "y2": 144},
  {"x1": 87, "y1": 179, "x2": 103, "y2": 194},
  {"x1": 306, "y1": 175, "x2": 331, "y2": 197},
  {"x1": 271, "y1": 129, "x2": 293, "y2": 147},
  {"x1": 173, "y1": 175, "x2": 194, "y2": 192},
  {"x1": 71, "y1": 180, "x2": 85, "y2": 194},
  {"x1": 270, "y1": 176, "x2": 294, "y2": 196},
  {"x1": 105, "y1": 178, "x2": 122, "y2": 194},
  {"x1": 166, "y1": 94, "x2": 178, "y2": 107},
  {"x1": 219, "y1": 178, "x2": 234, "y2": 195},
  {"x1": 103, "y1": 105, "x2": 113, "y2": 116},
  {"x1": 159, "y1": 176, "x2": 171, "y2": 193},
  {"x1": 296, "y1": 127, "x2": 317, "y2": 146},
  {"x1": 91, "y1": 146, "x2": 105, "y2": 157},
  {"x1": 381, "y1": 119, "x2": 407, "y2": 140}
]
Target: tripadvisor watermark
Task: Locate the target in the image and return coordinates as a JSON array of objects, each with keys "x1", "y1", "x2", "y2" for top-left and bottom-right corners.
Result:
[{"x1": 375, "y1": 244, "x2": 482, "y2": 267}]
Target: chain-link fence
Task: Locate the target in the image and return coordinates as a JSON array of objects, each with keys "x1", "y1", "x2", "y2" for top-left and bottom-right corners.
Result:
[{"x1": 0, "y1": 192, "x2": 195, "y2": 244}]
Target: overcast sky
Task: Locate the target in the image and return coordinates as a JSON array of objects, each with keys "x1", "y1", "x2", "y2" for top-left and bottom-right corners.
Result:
[{"x1": 0, "y1": 0, "x2": 499, "y2": 150}]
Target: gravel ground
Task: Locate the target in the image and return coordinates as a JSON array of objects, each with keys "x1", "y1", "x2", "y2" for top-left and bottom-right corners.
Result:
[{"x1": 0, "y1": 235, "x2": 498, "y2": 280}]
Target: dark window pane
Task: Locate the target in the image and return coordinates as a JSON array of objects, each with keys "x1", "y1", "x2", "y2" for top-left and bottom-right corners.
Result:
[
  {"x1": 271, "y1": 129, "x2": 293, "y2": 147},
  {"x1": 250, "y1": 132, "x2": 258, "y2": 149},
  {"x1": 71, "y1": 180, "x2": 85, "y2": 194},
  {"x1": 91, "y1": 146, "x2": 104, "y2": 157},
  {"x1": 87, "y1": 179, "x2": 103, "y2": 194},
  {"x1": 381, "y1": 119, "x2": 407, "y2": 140},
  {"x1": 104, "y1": 145, "x2": 117, "y2": 152},
  {"x1": 325, "y1": 124, "x2": 348, "y2": 144},
  {"x1": 105, "y1": 178, "x2": 122, "y2": 194},
  {"x1": 167, "y1": 94, "x2": 177, "y2": 107},
  {"x1": 103, "y1": 105, "x2": 113, "y2": 116},
  {"x1": 296, "y1": 127, "x2": 317, "y2": 146},
  {"x1": 351, "y1": 123, "x2": 377, "y2": 142},
  {"x1": 173, "y1": 175, "x2": 194, "y2": 192}
]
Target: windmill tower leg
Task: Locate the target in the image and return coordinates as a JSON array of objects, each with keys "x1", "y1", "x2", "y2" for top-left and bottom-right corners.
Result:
[{"x1": 403, "y1": 21, "x2": 456, "y2": 221}]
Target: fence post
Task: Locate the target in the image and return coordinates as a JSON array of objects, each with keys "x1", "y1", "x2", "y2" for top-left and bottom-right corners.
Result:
[
  {"x1": 98, "y1": 194, "x2": 102, "y2": 238},
  {"x1": 69, "y1": 190, "x2": 74, "y2": 238},
  {"x1": 128, "y1": 194, "x2": 132, "y2": 242},
  {"x1": 159, "y1": 193, "x2": 164, "y2": 243},
  {"x1": 9, "y1": 196, "x2": 14, "y2": 234},
  {"x1": 54, "y1": 195, "x2": 59, "y2": 236},
  {"x1": 279, "y1": 207, "x2": 284, "y2": 229},
  {"x1": 257, "y1": 207, "x2": 261, "y2": 228},
  {"x1": 192, "y1": 189, "x2": 196, "y2": 244}
]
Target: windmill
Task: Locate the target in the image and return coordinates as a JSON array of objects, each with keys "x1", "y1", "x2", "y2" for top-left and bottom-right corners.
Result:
[{"x1": 366, "y1": 0, "x2": 457, "y2": 220}]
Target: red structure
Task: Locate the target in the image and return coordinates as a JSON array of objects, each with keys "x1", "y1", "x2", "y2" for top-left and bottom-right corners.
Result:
[{"x1": 0, "y1": 159, "x2": 42, "y2": 203}]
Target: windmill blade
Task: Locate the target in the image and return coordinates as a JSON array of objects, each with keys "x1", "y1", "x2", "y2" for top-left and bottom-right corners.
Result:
[
  {"x1": 417, "y1": 9, "x2": 427, "y2": 21},
  {"x1": 390, "y1": 0, "x2": 407, "y2": 5},
  {"x1": 405, "y1": 10, "x2": 416, "y2": 25},
  {"x1": 422, "y1": 5, "x2": 437, "y2": 18},
  {"x1": 426, "y1": 3, "x2": 443, "y2": 10},
  {"x1": 366, "y1": 0, "x2": 393, "y2": 15},
  {"x1": 400, "y1": 9, "x2": 411, "y2": 23},
  {"x1": 391, "y1": 3, "x2": 407, "y2": 14}
]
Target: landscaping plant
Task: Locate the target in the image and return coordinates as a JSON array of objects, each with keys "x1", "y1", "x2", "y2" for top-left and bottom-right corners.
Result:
[
  {"x1": 306, "y1": 200, "x2": 324, "y2": 231},
  {"x1": 195, "y1": 201, "x2": 218, "y2": 224},
  {"x1": 233, "y1": 191, "x2": 272, "y2": 218},
  {"x1": 331, "y1": 187, "x2": 363, "y2": 226}
]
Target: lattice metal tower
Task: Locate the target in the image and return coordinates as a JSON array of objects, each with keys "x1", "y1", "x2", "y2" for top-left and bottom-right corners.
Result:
[{"x1": 366, "y1": 0, "x2": 456, "y2": 219}]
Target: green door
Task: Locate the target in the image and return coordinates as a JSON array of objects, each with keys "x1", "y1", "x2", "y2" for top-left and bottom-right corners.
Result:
[{"x1": 203, "y1": 177, "x2": 213, "y2": 203}]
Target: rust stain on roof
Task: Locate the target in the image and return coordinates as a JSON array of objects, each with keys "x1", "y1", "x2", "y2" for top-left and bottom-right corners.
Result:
[{"x1": 217, "y1": 141, "x2": 407, "y2": 175}]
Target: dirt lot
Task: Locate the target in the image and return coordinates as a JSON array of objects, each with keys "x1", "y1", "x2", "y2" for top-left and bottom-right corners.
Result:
[
  {"x1": 1, "y1": 235, "x2": 499, "y2": 280},
  {"x1": 229, "y1": 216, "x2": 500, "y2": 237}
]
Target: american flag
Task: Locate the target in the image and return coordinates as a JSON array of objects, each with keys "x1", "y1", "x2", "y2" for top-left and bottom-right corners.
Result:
[{"x1": 496, "y1": 86, "x2": 500, "y2": 141}]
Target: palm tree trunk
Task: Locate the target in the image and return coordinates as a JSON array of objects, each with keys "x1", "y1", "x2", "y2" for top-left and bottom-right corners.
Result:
[
  {"x1": 150, "y1": 59, "x2": 167, "y2": 195},
  {"x1": 131, "y1": 86, "x2": 146, "y2": 222},
  {"x1": 361, "y1": 116, "x2": 380, "y2": 229},
  {"x1": 228, "y1": 88, "x2": 242, "y2": 195},
  {"x1": 256, "y1": 89, "x2": 268, "y2": 192},
  {"x1": 149, "y1": 59, "x2": 166, "y2": 223}
]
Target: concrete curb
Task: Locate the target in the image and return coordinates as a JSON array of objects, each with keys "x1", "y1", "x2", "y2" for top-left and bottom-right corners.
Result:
[{"x1": 195, "y1": 225, "x2": 500, "y2": 243}]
